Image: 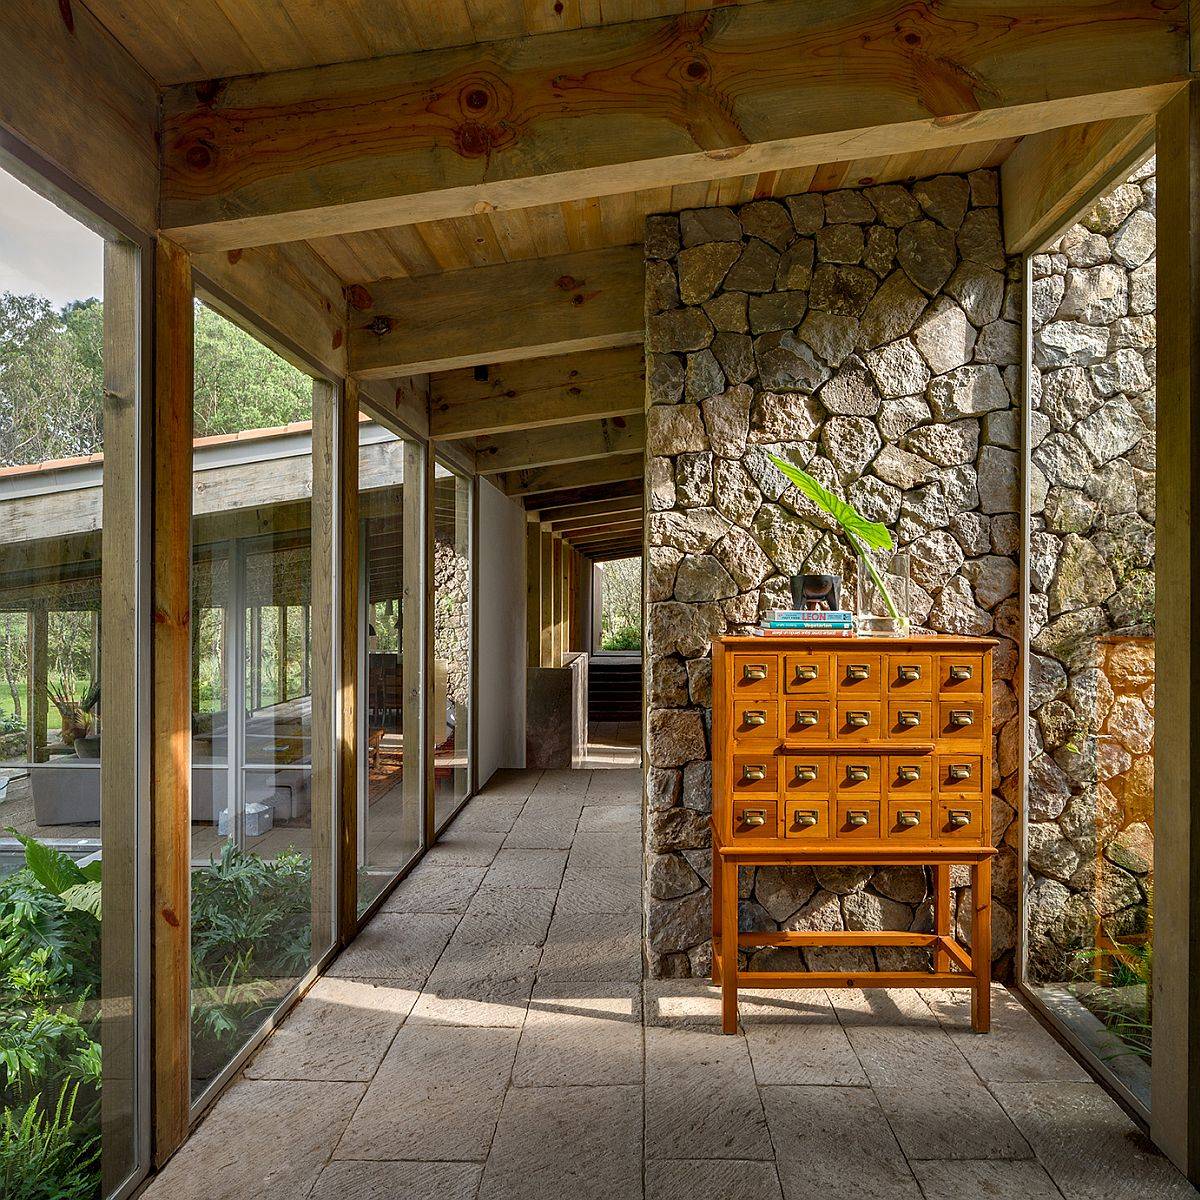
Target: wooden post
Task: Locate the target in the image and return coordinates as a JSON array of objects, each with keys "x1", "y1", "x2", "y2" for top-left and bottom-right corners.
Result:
[
  {"x1": 971, "y1": 857, "x2": 992, "y2": 1034},
  {"x1": 277, "y1": 605, "x2": 287, "y2": 702},
  {"x1": 151, "y1": 237, "x2": 193, "y2": 1165},
  {"x1": 552, "y1": 536, "x2": 563, "y2": 664},
  {"x1": 1153, "y1": 78, "x2": 1200, "y2": 1183},
  {"x1": 539, "y1": 528, "x2": 554, "y2": 668},
  {"x1": 26, "y1": 608, "x2": 47, "y2": 762},
  {"x1": 525, "y1": 516, "x2": 541, "y2": 671},
  {"x1": 402, "y1": 439, "x2": 425, "y2": 853},
  {"x1": 422, "y1": 444, "x2": 436, "y2": 840}
]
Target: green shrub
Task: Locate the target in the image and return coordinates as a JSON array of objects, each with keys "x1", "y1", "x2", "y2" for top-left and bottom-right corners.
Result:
[
  {"x1": 602, "y1": 625, "x2": 641, "y2": 651},
  {"x1": 0, "y1": 1084, "x2": 99, "y2": 1200}
]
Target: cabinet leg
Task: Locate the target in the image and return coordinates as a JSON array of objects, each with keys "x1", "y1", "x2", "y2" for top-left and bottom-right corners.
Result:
[
  {"x1": 971, "y1": 858, "x2": 992, "y2": 1033},
  {"x1": 711, "y1": 848, "x2": 722, "y2": 985},
  {"x1": 721, "y1": 859, "x2": 739, "y2": 1034},
  {"x1": 934, "y1": 864, "x2": 951, "y2": 975}
]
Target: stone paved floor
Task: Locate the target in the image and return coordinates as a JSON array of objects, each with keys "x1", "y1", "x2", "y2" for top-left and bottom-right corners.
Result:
[{"x1": 146, "y1": 767, "x2": 1197, "y2": 1200}]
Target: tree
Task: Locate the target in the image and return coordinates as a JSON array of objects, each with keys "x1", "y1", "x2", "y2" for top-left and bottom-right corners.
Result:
[{"x1": 600, "y1": 557, "x2": 642, "y2": 650}]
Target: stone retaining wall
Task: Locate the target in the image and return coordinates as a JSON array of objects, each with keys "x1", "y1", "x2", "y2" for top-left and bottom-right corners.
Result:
[{"x1": 643, "y1": 171, "x2": 1022, "y2": 979}]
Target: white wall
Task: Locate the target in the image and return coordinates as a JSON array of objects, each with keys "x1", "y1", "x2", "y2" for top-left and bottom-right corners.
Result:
[{"x1": 476, "y1": 478, "x2": 526, "y2": 782}]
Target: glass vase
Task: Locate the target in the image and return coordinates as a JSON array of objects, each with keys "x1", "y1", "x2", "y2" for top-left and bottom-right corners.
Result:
[{"x1": 856, "y1": 550, "x2": 911, "y2": 636}]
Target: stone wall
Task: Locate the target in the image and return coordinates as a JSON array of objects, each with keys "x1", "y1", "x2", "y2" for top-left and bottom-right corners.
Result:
[
  {"x1": 1025, "y1": 160, "x2": 1156, "y2": 984},
  {"x1": 643, "y1": 172, "x2": 1023, "y2": 979},
  {"x1": 434, "y1": 533, "x2": 471, "y2": 713}
]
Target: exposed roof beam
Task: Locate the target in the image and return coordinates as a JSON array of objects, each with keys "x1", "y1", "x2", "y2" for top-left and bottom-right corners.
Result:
[
  {"x1": 348, "y1": 247, "x2": 642, "y2": 379},
  {"x1": 559, "y1": 520, "x2": 643, "y2": 541},
  {"x1": 589, "y1": 547, "x2": 643, "y2": 563},
  {"x1": 160, "y1": 1, "x2": 1186, "y2": 252},
  {"x1": 430, "y1": 346, "x2": 644, "y2": 440},
  {"x1": 475, "y1": 414, "x2": 643, "y2": 475},
  {"x1": 501, "y1": 452, "x2": 645, "y2": 498},
  {"x1": 569, "y1": 525, "x2": 644, "y2": 544},
  {"x1": 543, "y1": 498, "x2": 645, "y2": 524},
  {"x1": 1001, "y1": 115, "x2": 1156, "y2": 254},
  {"x1": 519, "y1": 477, "x2": 644, "y2": 512}
]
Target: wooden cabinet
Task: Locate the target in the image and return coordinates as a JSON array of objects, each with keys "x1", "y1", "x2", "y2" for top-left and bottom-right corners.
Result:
[{"x1": 710, "y1": 634, "x2": 997, "y2": 1035}]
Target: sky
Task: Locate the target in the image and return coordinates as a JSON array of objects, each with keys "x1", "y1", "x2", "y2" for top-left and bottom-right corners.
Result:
[{"x1": 0, "y1": 166, "x2": 104, "y2": 308}]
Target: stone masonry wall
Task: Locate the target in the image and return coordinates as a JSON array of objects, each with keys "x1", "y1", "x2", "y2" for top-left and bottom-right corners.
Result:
[
  {"x1": 643, "y1": 172, "x2": 1022, "y2": 979},
  {"x1": 1025, "y1": 160, "x2": 1156, "y2": 984}
]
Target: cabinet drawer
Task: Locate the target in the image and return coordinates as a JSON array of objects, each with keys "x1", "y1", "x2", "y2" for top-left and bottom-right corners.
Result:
[
  {"x1": 834, "y1": 653, "x2": 882, "y2": 697},
  {"x1": 937, "y1": 799, "x2": 985, "y2": 844},
  {"x1": 732, "y1": 653, "x2": 778, "y2": 695},
  {"x1": 886, "y1": 700, "x2": 932, "y2": 741},
  {"x1": 734, "y1": 700, "x2": 778, "y2": 739},
  {"x1": 937, "y1": 699, "x2": 986, "y2": 743},
  {"x1": 782, "y1": 755, "x2": 831, "y2": 795},
  {"x1": 783, "y1": 651, "x2": 833, "y2": 696},
  {"x1": 835, "y1": 798, "x2": 881, "y2": 840},
  {"x1": 886, "y1": 755, "x2": 933, "y2": 798},
  {"x1": 733, "y1": 798, "x2": 777, "y2": 839},
  {"x1": 886, "y1": 799, "x2": 933, "y2": 842},
  {"x1": 935, "y1": 753, "x2": 984, "y2": 796},
  {"x1": 784, "y1": 798, "x2": 830, "y2": 840},
  {"x1": 886, "y1": 653, "x2": 933, "y2": 697},
  {"x1": 784, "y1": 700, "x2": 832, "y2": 740},
  {"x1": 937, "y1": 653, "x2": 984, "y2": 696},
  {"x1": 834, "y1": 754, "x2": 881, "y2": 797},
  {"x1": 836, "y1": 700, "x2": 882, "y2": 742},
  {"x1": 732, "y1": 754, "x2": 778, "y2": 794}
]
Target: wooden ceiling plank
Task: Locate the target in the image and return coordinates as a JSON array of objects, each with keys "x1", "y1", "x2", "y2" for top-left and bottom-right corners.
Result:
[
  {"x1": 535, "y1": 495, "x2": 644, "y2": 521},
  {"x1": 518, "y1": 475, "x2": 644, "y2": 509},
  {"x1": 160, "y1": 2, "x2": 1186, "y2": 250},
  {"x1": 475, "y1": 413, "x2": 644, "y2": 473},
  {"x1": 501, "y1": 451, "x2": 645, "y2": 497}
]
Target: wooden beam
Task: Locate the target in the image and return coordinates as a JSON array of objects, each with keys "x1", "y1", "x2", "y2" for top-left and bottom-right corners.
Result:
[
  {"x1": 534, "y1": 495, "x2": 644, "y2": 522},
  {"x1": 159, "y1": 1, "x2": 1186, "y2": 251},
  {"x1": 430, "y1": 346, "x2": 644, "y2": 440},
  {"x1": 1002, "y1": 115, "x2": 1156, "y2": 253},
  {"x1": 475, "y1": 413, "x2": 644, "y2": 475},
  {"x1": 501, "y1": 452, "x2": 645, "y2": 498},
  {"x1": 552, "y1": 510, "x2": 644, "y2": 532},
  {"x1": 338, "y1": 379, "x2": 360, "y2": 943},
  {"x1": 348, "y1": 246, "x2": 642, "y2": 379},
  {"x1": 151, "y1": 239, "x2": 193, "y2": 1166},
  {"x1": 520, "y1": 476, "x2": 645, "y2": 513},
  {"x1": 359, "y1": 376, "x2": 431, "y2": 440}
]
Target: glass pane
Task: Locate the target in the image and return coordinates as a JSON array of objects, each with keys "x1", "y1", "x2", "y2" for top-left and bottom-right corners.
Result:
[
  {"x1": 1024, "y1": 159, "x2": 1156, "y2": 1109},
  {"x1": 189, "y1": 304, "x2": 331, "y2": 1101},
  {"x1": 433, "y1": 462, "x2": 472, "y2": 830},
  {"x1": 358, "y1": 423, "x2": 424, "y2": 913},
  {"x1": 0, "y1": 168, "x2": 141, "y2": 1196}
]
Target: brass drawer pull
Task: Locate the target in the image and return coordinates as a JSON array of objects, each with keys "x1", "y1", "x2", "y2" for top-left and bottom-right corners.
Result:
[
  {"x1": 846, "y1": 663, "x2": 871, "y2": 681},
  {"x1": 793, "y1": 810, "x2": 819, "y2": 829},
  {"x1": 847, "y1": 764, "x2": 871, "y2": 783},
  {"x1": 744, "y1": 709, "x2": 768, "y2": 727},
  {"x1": 741, "y1": 808, "x2": 768, "y2": 828},
  {"x1": 846, "y1": 710, "x2": 871, "y2": 728},
  {"x1": 897, "y1": 664, "x2": 921, "y2": 681},
  {"x1": 743, "y1": 664, "x2": 768, "y2": 681},
  {"x1": 948, "y1": 663, "x2": 973, "y2": 682},
  {"x1": 794, "y1": 664, "x2": 819, "y2": 681},
  {"x1": 897, "y1": 710, "x2": 922, "y2": 728},
  {"x1": 897, "y1": 765, "x2": 921, "y2": 782},
  {"x1": 897, "y1": 810, "x2": 921, "y2": 828},
  {"x1": 742, "y1": 765, "x2": 766, "y2": 782},
  {"x1": 794, "y1": 710, "x2": 819, "y2": 728},
  {"x1": 949, "y1": 709, "x2": 974, "y2": 727},
  {"x1": 948, "y1": 809, "x2": 972, "y2": 828},
  {"x1": 847, "y1": 810, "x2": 870, "y2": 827},
  {"x1": 948, "y1": 763, "x2": 972, "y2": 782},
  {"x1": 793, "y1": 765, "x2": 818, "y2": 783}
]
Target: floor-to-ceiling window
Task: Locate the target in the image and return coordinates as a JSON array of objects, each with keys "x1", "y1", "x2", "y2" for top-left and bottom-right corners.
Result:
[
  {"x1": 188, "y1": 302, "x2": 334, "y2": 1101},
  {"x1": 357, "y1": 419, "x2": 425, "y2": 913},
  {"x1": 432, "y1": 461, "x2": 473, "y2": 831},
  {"x1": 1022, "y1": 157, "x2": 1157, "y2": 1113},
  {"x1": 0, "y1": 163, "x2": 144, "y2": 1197}
]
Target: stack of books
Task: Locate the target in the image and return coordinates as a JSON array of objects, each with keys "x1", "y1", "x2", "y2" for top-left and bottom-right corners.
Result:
[{"x1": 754, "y1": 608, "x2": 857, "y2": 637}]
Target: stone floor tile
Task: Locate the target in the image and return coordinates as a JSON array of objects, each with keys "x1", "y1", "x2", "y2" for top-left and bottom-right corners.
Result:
[
  {"x1": 482, "y1": 847, "x2": 569, "y2": 890},
  {"x1": 762, "y1": 1086, "x2": 922, "y2": 1200},
  {"x1": 327, "y1": 912, "x2": 459, "y2": 983},
  {"x1": 477, "y1": 768, "x2": 543, "y2": 797},
  {"x1": 532, "y1": 768, "x2": 593, "y2": 794},
  {"x1": 990, "y1": 1082, "x2": 1197, "y2": 1199},
  {"x1": 479, "y1": 1085, "x2": 643, "y2": 1200},
  {"x1": 645, "y1": 1026, "x2": 772, "y2": 1160},
  {"x1": 334, "y1": 1025, "x2": 519, "y2": 1161},
  {"x1": 646, "y1": 1159, "x2": 783, "y2": 1200},
  {"x1": 569, "y1": 830, "x2": 644, "y2": 870},
  {"x1": 738, "y1": 987, "x2": 840, "y2": 1023},
  {"x1": 539, "y1": 910, "x2": 643, "y2": 982},
  {"x1": 244, "y1": 977, "x2": 414, "y2": 1081},
  {"x1": 643, "y1": 979, "x2": 727, "y2": 1028},
  {"x1": 577, "y1": 803, "x2": 641, "y2": 832},
  {"x1": 845, "y1": 1025, "x2": 977, "y2": 1088},
  {"x1": 746, "y1": 1020, "x2": 867, "y2": 1086},
  {"x1": 555, "y1": 864, "x2": 642, "y2": 914},
  {"x1": 423, "y1": 829, "x2": 507, "y2": 866},
  {"x1": 911, "y1": 1158, "x2": 1065, "y2": 1199},
  {"x1": 874, "y1": 1077, "x2": 1033, "y2": 1160},
  {"x1": 826, "y1": 986, "x2": 940, "y2": 1026},
  {"x1": 308, "y1": 1161, "x2": 482, "y2": 1200},
  {"x1": 514, "y1": 982, "x2": 643, "y2": 1086},
  {"x1": 143, "y1": 1079, "x2": 364, "y2": 1200},
  {"x1": 586, "y1": 767, "x2": 644, "y2": 798},
  {"x1": 453, "y1": 886, "x2": 558, "y2": 945},
  {"x1": 408, "y1": 942, "x2": 541, "y2": 1027},
  {"x1": 381, "y1": 863, "x2": 487, "y2": 914},
  {"x1": 503, "y1": 814, "x2": 580, "y2": 850}
]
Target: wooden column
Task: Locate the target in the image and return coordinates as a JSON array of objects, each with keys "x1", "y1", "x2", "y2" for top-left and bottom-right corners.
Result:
[
  {"x1": 422, "y1": 444, "x2": 436, "y2": 840},
  {"x1": 551, "y1": 536, "x2": 563, "y2": 665},
  {"x1": 525, "y1": 516, "x2": 541, "y2": 670},
  {"x1": 26, "y1": 609, "x2": 47, "y2": 762},
  {"x1": 402, "y1": 439, "x2": 425, "y2": 852},
  {"x1": 1153, "y1": 78, "x2": 1200, "y2": 1183},
  {"x1": 539, "y1": 528, "x2": 554, "y2": 667},
  {"x1": 151, "y1": 237, "x2": 193, "y2": 1165}
]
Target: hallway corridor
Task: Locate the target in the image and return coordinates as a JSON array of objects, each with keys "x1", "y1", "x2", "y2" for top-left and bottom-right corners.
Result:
[{"x1": 146, "y1": 768, "x2": 1195, "y2": 1200}]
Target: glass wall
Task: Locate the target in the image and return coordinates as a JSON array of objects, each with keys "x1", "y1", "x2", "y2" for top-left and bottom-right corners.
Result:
[
  {"x1": 188, "y1": 303, "x2": 333, "y2": 1101},
  {"x1": 0, "y1": 166, "x2": 143, "y2": 1196},
  {"x1": 432, "y1": 462, "x2": 473, "y2": 831},
  {"x1": 1023, "y1": 158, "x2": 1156, "y2": 1111},
  {"x1": 358, "y1": 420, "x2": 425, "y2": 913}
]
